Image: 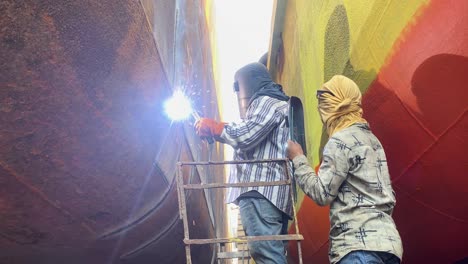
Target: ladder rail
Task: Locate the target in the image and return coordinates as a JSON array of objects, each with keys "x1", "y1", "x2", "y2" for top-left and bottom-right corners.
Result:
[{"x1": 176, "y1": 162, "x2": 192, "y2": 264}]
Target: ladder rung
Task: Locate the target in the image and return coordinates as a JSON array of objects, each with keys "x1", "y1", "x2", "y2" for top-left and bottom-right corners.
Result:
[
  {"x1": 183, "y1": 180, "x2": 290, "y2": 190},
  {"x1": 237, "y1": 244, "x2": 248, "y2": 250},
  {"x1": 178, "y1": 158, "x2": 289, "y2": 166},
  {"x1": 184, "y1": 234, "x2": 303, "y2": 245},
  {"x1": 217, "y1": 251, "x2": 251, "y2": 259}
]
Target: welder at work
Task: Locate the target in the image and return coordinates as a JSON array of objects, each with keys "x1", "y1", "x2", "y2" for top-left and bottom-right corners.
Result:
[{"x1": 195, "y1": 62, "x2": 292, "y2": 263}]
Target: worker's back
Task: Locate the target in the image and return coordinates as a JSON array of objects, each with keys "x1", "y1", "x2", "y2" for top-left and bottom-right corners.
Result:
[
  {"x1": 326, "y1": 123, "x2": 402, "y2": 263},
  {"x1": 225, "y1": 95, "x2": 292, "y2": 216}
]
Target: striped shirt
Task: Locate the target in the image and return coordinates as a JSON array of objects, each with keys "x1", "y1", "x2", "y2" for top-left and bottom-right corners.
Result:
[
  {"x1": 221, "y1": 96, "x2": 292, "y2": 216},
  {"x1": 292, "y1": 123, "x2": 403, "y2": 263}
]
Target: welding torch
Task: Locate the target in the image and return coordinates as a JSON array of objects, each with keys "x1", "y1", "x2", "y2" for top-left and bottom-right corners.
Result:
[{"x1": 191, "y1": 111, "x2": 214, "y2": 144}]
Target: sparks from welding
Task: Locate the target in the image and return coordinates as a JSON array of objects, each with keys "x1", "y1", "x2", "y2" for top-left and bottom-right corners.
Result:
[{"x1": 164, "y1": 90, "x2": 193, "y2": 121}]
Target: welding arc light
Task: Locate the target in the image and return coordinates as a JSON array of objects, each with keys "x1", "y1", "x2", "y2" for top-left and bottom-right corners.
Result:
[{"x1": 164, "y1": 90, "x2": 193, "y2": 121}]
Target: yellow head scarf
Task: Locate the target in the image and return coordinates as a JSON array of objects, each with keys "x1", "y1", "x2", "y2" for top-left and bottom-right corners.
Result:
[{"x1": 318, "y1": 75, "x2": 367, "y2": 136}]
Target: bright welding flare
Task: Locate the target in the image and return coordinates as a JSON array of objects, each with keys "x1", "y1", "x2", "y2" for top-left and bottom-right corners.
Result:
[
  {"x1": 164, "y1": 90, "x2": 193, "y2": 121},
  {"x1": 164, "y1": 90, "x2": 213, "y2": 143}
]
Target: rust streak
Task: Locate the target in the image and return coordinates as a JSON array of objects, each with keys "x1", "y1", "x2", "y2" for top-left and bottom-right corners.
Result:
[{"x1": 0, "y1": 161, "x2": 96, "y2": 235}]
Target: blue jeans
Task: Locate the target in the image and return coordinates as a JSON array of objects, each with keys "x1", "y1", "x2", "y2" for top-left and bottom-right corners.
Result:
[
  {"x1": 238, "y1": 197, "x2": 289, "y2": 264},
  {"x1": 338, "y1": 250, "x2": 400, "y2": 264}
]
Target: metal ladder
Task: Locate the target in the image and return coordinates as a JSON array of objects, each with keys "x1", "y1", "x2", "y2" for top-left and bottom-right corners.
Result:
[{"x1": 176, "y1": 158, "x2": 304, "y2": 264}]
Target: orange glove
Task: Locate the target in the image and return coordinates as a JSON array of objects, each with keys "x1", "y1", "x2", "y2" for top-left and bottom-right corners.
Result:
[{"x1": 195, "y1": 118, "x2": 226, "y2": 137}]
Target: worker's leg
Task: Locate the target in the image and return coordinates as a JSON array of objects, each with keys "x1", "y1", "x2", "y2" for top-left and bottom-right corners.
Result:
[
  {"x1": 280, "y1": 213, "x2": 289, "y2": 255},
  {"x1": 338, "y1": 250, "x2": 400, "y2": 264},
  {"x1": 238, "y1": 197, "x2": 287, "y2": 264},
  {"x1": 377, "y1": 251, "x2": 400, "y2": 264}
]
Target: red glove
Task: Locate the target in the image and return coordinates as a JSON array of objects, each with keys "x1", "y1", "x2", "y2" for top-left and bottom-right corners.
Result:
[{"x1": 195, "y1": 118, "x2": 226, "y2": 137}]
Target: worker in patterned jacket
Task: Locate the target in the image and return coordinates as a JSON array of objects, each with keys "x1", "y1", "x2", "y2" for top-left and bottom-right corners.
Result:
[
  {"x1": 195, "y1": 62, "x2": 292, "y2": 263},
  {"x1": 287, "y1": 75, "x2": 403, "y2": 264}
]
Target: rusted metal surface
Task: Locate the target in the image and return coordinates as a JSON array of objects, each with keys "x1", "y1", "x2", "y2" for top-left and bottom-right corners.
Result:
[{"x1": 0, "y1": 0, "x2": 219, "y2": 263}]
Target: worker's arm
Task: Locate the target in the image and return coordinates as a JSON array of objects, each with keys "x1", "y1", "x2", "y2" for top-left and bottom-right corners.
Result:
[
  {"x1": 289, "y1": 138, "x2": 350, "y2": 206},
  {"x1": 221, "y1": 96, "x2": 286, "y2": 151}
]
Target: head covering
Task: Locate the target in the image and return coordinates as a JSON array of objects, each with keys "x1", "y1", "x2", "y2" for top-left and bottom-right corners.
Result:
[
  {"x1": 318, "y1": 75, "x2": 367, "y2": 136},
  {"x1": 234, "y1": 62, "x2": 289, "y2": 106}
]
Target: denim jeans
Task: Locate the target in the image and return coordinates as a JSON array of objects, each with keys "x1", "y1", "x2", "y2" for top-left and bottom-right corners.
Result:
[
  {"x1": 238, "y1": 197, "x2": 289, "y2": 264},
  {"x1": 338, "y1": 250, "x2": 401, "y2": 264}
]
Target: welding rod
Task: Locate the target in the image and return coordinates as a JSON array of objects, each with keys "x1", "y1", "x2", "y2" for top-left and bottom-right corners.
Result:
[{"x1": 191, "y1": 111, "x2": 201, "y2": 120}]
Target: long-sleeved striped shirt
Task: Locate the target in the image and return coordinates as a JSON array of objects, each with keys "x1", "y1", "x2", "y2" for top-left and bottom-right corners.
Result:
[
  {"x1": 221, "y1": 96, "x2": 292, "y2": 216},
  {"x1": 292, "y1": 123, "x2": 403, "y2": 264}
]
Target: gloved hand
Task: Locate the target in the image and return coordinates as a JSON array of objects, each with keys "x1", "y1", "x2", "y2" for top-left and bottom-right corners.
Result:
[{"x1": 195, "y1": 118, "x2": 226, "y2": 137}]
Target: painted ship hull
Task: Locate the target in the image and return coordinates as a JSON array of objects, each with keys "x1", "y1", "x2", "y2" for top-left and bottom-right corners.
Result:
[{"x1": 270, "y1": 0, "x2": 468, "y2": 263}]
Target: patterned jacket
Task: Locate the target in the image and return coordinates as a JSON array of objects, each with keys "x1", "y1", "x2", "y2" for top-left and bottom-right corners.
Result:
[{"x1": 292, "y1": 123, "x2": 403, "y2": 263}]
